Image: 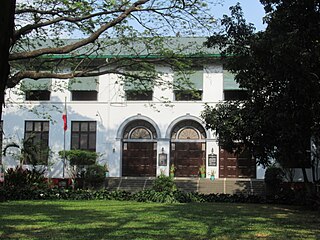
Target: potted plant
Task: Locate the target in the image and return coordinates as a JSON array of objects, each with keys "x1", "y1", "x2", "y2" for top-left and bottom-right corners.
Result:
[
  {"x1": 170, "y1": 164, "x2": 176, "y2": 178},
  {"x1": 210, "y1": 170, "x2": 215, "y2": 181},
  {"x1": 104, "y1": 163, "x2": 109, "y2": 178},
  {"x1": 199, "y1": 165, "x2": 206, "y2": 178}
]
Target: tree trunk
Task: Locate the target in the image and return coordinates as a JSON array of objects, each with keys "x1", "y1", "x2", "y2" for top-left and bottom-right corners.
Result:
[
  {"x1": 301, "y1": 167, "x2": 309, "y2": 183},
  {"x1": 0, "y1": 0, "x2": 16, "y2": 121}
]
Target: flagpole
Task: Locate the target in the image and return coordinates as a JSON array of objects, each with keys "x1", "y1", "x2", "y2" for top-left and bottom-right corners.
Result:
[{"x1": 63, "y1": 97, "x2": 66, "y2": 178}]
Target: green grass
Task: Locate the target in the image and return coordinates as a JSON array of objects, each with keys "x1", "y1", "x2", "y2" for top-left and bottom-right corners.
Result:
[{"x1": 0, "y1": 201, "x2": 319, "y2": 240}]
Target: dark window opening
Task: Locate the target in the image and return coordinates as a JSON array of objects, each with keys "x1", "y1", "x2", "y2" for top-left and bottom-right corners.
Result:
[
  {"x1": 125, "y1": 90, "x2": 153, "y2": 101},
  {"x1": 224, "y1": 90, "x2": 248, "y2": 101},
  {"x1": 25, "y1": 90, "x2": 51, "y2": 101},
  {"x1": 71, "y1": 91, "x2": 98, "y2": 101},
  {"x1": 24, "y1": 121, "x2": 49, "y2": 165},
  {"x1": 174, "y1": 90, "x2": 202, "y2": 101},
  {"x1": 71, "y1": 121, "x2": 96, "y2": 151}
]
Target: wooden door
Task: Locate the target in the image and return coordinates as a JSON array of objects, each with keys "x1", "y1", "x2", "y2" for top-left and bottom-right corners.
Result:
[
  {"x1": 219, "y1": 148, "x2": 256, "y2": 178},
  {"x1": 171, "y1": 142, "x2": 205, "y2": 177},
  {"x1": 122, "y1": 142, "x2": 156, "y2": 177}
]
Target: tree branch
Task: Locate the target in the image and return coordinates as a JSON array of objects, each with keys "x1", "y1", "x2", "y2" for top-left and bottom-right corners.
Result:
[
  {"x1": 9, "y1": 0, "x2": 149, "y2": 61},
  {"x1": 13, "y1": 9, "x2": 125, "y2": 43}
]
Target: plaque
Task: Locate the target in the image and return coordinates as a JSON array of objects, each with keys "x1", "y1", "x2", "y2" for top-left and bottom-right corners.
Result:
[
  {"x1": 208, "y1": 153, "x2": 217, "y2": 166},
  {"x1": 159, "y1": 153, "x2": 167, "y2": 166}
]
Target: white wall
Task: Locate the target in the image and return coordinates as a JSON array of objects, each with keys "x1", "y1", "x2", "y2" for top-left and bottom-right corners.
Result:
[{"x1": 2, "y1": 62, "x2": 265, "y2": 179}]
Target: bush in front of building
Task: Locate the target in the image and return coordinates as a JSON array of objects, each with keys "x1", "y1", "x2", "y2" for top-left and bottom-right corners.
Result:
[
  {"x1": 132, "y1": 174, "x2": 178, "y2": 203},
  {"x1": 4, "y1": 166, "x2": 48, "y2": 190},
  {"x1": 59, "y1": 150, "x2": 98, "y2": 166},
  {"x1": 0, "y1": 166, "x2": 49, "y2": 200},
  {"x1": 59, "y1": 150, "x2": 105, "y2": 189},
  {"x1": 264, "y1": 165, "x2": 319, "y2": 207},
  {"x1": 83, "y1": 164, "x2": 106, "y2": 189},
  {"x1": 264, "y1": 165, "x2": 285, "y2": 201},
  {"x1": 133, "y1": 189, "x2": 178, "y2": 203},
  {"x1": 152, "y1": 173, "x2": 177, "y2": 192},
  {"x1": 0, "y1": 186, "x2": 264, "y2": 204},
  {"x1": 0, "y1": 165, "x2": 264, "y2": 203}
]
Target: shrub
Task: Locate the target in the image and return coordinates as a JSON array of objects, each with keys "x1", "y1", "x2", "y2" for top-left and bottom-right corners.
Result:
[
  {"x1": 152, "y1": 174, "x2": 177, "y2": 192},
  {"x1": 264, "y1": 165, "x2": 284, "y2": 185},
  {"x1": 84, "y1": 164, "x2": 106, "y2": 189},
  {"x1": 4, "y1": 166, "x2": 48, "y2": 191},
  {"x1": 59, "y1": 150, "x2": 98, "y2": 166},
  {"x1": 133, "y1": 189, "x2": 178, "y2": 203}
]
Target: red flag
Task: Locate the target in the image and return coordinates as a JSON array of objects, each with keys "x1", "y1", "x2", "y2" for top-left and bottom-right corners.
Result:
[{"x1": 62, "y1": 101, "x2": 67, "y2": 131}]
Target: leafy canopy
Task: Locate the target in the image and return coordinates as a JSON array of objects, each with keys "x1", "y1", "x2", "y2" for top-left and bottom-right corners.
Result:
[
  {"x1": 8, "y1": 0, "x2": 219, "y2": 88},
  {"x1": 202, "y1": 0, "x2": 320, "y2": 180}
]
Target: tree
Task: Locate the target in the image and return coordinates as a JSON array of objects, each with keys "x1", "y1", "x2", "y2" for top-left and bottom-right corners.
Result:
[
  {"x1": 202, "y1": 1, "x2": 320, "y2": 183},
  {"x1": 0, "y1": 0, "x2": 16, "y2": 121},
  {"x1": 1, "y1": 0, "x2": 219, "y2": 119}
]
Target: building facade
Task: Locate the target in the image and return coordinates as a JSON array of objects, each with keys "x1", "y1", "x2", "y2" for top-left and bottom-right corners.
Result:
[{"x1": 1, "y1": 38, "x2": 267, "y2": 180}]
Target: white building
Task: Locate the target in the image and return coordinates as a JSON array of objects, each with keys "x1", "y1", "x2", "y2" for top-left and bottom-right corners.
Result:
[{"x1": 1, "y1": 37, "x2": 266, "y2": 181}]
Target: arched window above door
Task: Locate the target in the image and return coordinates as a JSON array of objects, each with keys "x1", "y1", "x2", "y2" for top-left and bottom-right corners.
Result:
[
  {"x1": 130, "y1": 127, "x2": 152, "y2": 139},
  {"x1": 171, "y1": 120, "x2": 206, "y2": 140},
  {"x1": 123, "y1": 120, "x2": 157, "y2": 140},
  {"x1": 177, "y1": 127, "x2": 199, "y2": 139}
]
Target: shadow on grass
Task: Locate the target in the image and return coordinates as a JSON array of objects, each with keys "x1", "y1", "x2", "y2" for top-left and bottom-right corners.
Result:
[{"x1": 0, "y1": 201, "x2": 319, "y2": 239}]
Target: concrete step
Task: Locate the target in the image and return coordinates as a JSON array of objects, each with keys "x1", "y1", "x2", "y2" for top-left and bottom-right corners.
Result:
[
  {"x1": 105, "y1": 177, "x2": 154, "y2": 192},
  {"x1": 105, "y1": 177, "x2": 266, "y2": 196},
  {"x1": 174, "y1": 178, "x2": 199, "y2": 192},
  {"x1": 198, "y1": 178, "x2": 266, "y2": 195}
]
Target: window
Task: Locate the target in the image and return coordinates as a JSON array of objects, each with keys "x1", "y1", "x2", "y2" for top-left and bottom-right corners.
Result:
[
  {"x1": 173, "y1": 67, "x2": 203, "y2": 101},
  {"x1": 24, "y1": 121, "x2": 49, "y2": 165},
  {"x1": 224, "y1": 90, "x2": 248, "y2": 101},
  {"x1": 21, "y1": 78, "x2": 51, "y2": 101},
  {"x1": 69, "y1": 77, "x2": 99, "y2": 101},
  {"x1": 71, "y1": 91, "x2": 98, "y2": 101},
  {"x1": 171, "y1": 120, "x2": 206, "y2": 140},
  {"x1": 123, "y1": 72, "x2": 154, "y2": 101},
  {"x1": 125, "y1": 90, "x2": 153, "y2": 101},
  {"x1": 25, "y1": 90, "x2": 51, "y2": 101},
  {"x1": 223, "y1": 70, "x2": 247, "y2": 101},
  {"x1": 71, "y1": 121, "x2": 96, "y2": 151},
  {"x1": 174, "y1": 90, "x2": 202, "y2": 101},
  {"x1": 123, "y1": 120, "x2": 157, "y2": 140}
]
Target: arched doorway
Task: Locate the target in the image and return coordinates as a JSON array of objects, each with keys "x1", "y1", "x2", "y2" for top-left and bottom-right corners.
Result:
[
  {"x1": 122, "y1": 120, "x2": 157, "y2": 177},
  {"x1": 170, "y1": 120, "x2": 206, "y2": 177}
]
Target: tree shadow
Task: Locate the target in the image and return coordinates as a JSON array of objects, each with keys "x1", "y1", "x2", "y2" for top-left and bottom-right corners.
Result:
[{"x1": 0, "y1": 201, "x2": 319, "y2": 239}]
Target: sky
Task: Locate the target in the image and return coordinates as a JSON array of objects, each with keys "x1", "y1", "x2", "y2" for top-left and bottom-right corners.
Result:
[{"x1": 211, "y1": 0, "x2": 266, "y2": 31}]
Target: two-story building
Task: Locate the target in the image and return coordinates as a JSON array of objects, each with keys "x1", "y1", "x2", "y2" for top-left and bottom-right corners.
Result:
[{"x1": 1, "y1": 37, "x2": 266, "y2": 183}]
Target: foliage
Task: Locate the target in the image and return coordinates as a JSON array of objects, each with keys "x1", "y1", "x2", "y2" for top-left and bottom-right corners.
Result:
[
  {"x1": 0, "y1": 184, "x2": 264, "y2": 204},
  {"x1": 59, "y1": 149, "x2": 98, "y2": 166},
  {"x1": 3, "y1": 166, "x2": 48, "y2": 191},
  {"x1": 264, "y1": 165, "x2": 284, "y2": 185},
  {"x1": 151, "y1": 174, "x2": 177, "y2": 192},
  {"x1": 170, "y1": 164, "x2": 176, "y2": 174},
  {"x1": 133, "y1": 189, "x2": 179, "y2": 203},
  {"x1": 203, "y1": 1, "x2": 320, "y2": 182},
  {"x1": 199, "y1": 165, "x2": 206, "y2": 174},
  {"x1": 3, "y1": 135, "x2": 49, "y2": 165},
  {"x1": 7, "y1": 0, "x2": 217, "y2": 88},
  {"x1": 83, "y1": 164, "x2": 106, "y2": 189}
]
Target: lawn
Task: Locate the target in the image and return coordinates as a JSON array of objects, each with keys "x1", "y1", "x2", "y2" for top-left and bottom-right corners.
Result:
[{"x1": 0, "y1": 200, "x2": 319, "y2": 240}]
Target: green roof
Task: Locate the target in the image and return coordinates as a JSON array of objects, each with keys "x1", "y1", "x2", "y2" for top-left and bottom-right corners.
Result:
[{"x1": 12, "y1": 37, "x2": 221, "y2": 59}]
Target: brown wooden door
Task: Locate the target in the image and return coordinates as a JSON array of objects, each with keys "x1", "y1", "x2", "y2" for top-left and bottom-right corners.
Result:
[
  {"x1": 219, "y1": 148, "x2": 256, "y2": 178},
  {"x1": 122, "y1": 142, "x2": 156, "y2": 177},
  {"x1": 171, "y1": 142, "x2": 205, "y2": 177}
]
